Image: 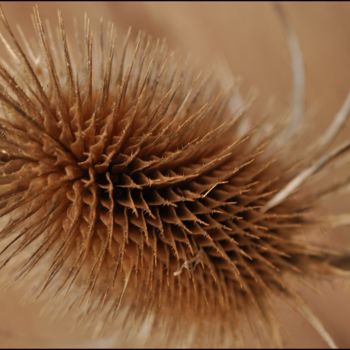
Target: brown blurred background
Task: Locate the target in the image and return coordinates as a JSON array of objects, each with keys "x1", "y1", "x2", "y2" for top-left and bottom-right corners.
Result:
[{"x1": 0, "y1": 1, "x2": 350, "y2": 348}]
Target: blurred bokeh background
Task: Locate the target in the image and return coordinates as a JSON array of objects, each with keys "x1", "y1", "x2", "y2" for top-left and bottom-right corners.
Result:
[{"x1": 0, "y1": 1, "x2": 350, "y2": 348}]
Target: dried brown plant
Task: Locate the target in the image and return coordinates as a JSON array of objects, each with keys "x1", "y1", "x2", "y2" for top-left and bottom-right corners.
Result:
[{"x1": 0, "y1": 5, "x2": 349, "y2": 348}]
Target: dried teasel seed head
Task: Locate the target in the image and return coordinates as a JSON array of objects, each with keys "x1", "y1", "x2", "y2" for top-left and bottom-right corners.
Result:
[{"x1": 0, "y1": 6, "x2": 349, "y2": 348}]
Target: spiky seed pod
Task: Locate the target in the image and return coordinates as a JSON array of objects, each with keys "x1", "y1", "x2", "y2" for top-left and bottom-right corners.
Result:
[{"x1": 0, "y1": 7, "x2": 349, "y2": 347}]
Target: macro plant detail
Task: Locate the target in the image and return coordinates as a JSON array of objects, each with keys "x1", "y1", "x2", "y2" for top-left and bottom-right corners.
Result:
[{"x1": 0, "y1": 5, "x2": 349, "y2": 348}]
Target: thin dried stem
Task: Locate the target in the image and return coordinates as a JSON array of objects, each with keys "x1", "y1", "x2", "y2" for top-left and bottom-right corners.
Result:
[
  {"x1": 316, "y1": 91, "x2": 350, "y2": 151},
  {"x1": 322, "y1": 214, "x2": 350, "y2": 228},
  {"x1": 264, "y1": 140, "x2": 350, "y2": 211},
  {"x1": 274, "y1": 2, "x2": 305, "y2": 140},
  {"x1": 288, "y1": 292, "x2": 337, "y2": 349}
]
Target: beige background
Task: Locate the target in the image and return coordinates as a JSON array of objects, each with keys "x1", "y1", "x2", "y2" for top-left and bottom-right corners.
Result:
[{"x1": 0, "y1": 1, "x2": 350, "y2": 347}]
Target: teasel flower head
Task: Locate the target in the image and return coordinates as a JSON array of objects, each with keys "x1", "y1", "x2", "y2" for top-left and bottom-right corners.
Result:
[{"x1": 0, "y1": 5, "x2": 350, "y2": 348}]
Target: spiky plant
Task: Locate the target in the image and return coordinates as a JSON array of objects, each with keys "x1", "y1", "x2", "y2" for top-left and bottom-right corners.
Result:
[{"x1": 0, "y1": 5, "x2": 349, "y2": 348}]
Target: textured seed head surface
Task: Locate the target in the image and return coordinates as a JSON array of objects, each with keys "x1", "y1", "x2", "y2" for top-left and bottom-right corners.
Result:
[{"x1": 0, "y1": 7, "x2": 344, "y2": 347}]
